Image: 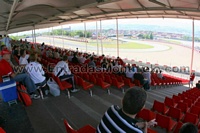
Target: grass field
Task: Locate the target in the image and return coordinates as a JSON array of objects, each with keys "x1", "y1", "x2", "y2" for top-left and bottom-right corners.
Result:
[
  {"x1": 87, "y1": 39, "x2": 154, "y2": 49},
  {"x1": 162, "y1": 39, "x2": 182, "y2": 45}
]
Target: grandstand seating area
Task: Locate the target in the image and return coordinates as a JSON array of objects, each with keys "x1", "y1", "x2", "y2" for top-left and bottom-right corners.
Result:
[{"x1": 0, "y1": 41, "x2": 198, "y2": 133}]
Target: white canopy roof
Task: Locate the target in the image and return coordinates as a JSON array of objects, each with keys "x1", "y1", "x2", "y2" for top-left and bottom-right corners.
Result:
[{"x1": 1, "y1": 0, "x2": 200, "y2": 34}]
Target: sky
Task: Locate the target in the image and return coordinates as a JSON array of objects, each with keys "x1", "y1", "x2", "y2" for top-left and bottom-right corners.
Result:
[{"x1": 10, "y1": 18, "x2": 200, "y2": 36}]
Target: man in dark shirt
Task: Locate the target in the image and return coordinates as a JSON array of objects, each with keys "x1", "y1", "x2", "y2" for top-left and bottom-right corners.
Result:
[
  {"x1": 71, "y1": 52, "x2": 79, "y2": 64},
  {"x1": 134, "y1": 72, "x2": 150, "y2": 90}
]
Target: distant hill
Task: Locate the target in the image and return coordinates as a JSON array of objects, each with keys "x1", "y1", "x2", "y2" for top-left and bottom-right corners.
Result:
[{"x1": 71, "y1": 23, "x2": 198, "y2": 37}]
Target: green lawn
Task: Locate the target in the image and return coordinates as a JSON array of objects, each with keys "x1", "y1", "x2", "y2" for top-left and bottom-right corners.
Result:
[
  {"x1": 162, "y1": 39, "x2": 182, "y2": 45},
  {"x1": 88, "y1": 40, "x2": 154, "y2": 49},
  {"x1": 56, "y1": 37, "x2": 154, "y2": 49}
]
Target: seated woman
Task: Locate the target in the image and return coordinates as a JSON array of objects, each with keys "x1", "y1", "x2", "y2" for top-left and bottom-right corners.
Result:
[{"x1": 19, "y1": 49, "x2": 29, "y2": 65}]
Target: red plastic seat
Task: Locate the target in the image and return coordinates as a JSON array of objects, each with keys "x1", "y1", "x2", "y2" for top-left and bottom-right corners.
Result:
[
  {"x1": 190, "y1": 106, "x2": 200, "y2": 118},
  {"x1": 96, "y1": 77, "x2": 111, "y2": 94},
  {"x1": 89, "y1": 74, "x2": 97, "y2": 84},
  {"x1": 64, "y1": 119, "x2": 96, "y2": 133},
  {"x1": 156, "y1": 113, "x2": 177, "y2": 131},
  {"x1": 53, "y1": 75, "x2": 72, "y2": 91},
  {"x1": 0, "y1": 127, "x2": 5, "y2": 133},
  {"x1": 111, "y1": 78, "x2": 125, "y2": 93},
  {"x1": 177, "y1": 102, "x2": 189, "y2": 113},
  {"x1": 133, "y1": 79, "x2": 142, "y2": 87},
  {"x1": 172, "y1": 95, "x2": 182, "y2": 103},
  {"x1": 195, "y1": 102, "x2": 200, "y2": 107},
  {"x1": 77, "y1": 76, "x2": 94, "y2": 96},
  {"x1": 104, "y1": 75, "x2": 112, "y2": 84},
  {"x1": 152, "y1": 100, "x2": 169, "y2": 115},
  {"x1": 164, "y1": 97, "x2": 177, "y2": 108},
  {"x1": 123, "y1": 77, "x2": 135, "y2": 88},
  {"x1": 147, "y1": 128, "x2": 157, "y2": 133},
  {"x1": 50, "y1": 74, "x2": 72, "y2": 98},
  {"x1": 167, "y1": 107, "x2": 184, "y2": 121},
  {"x1": 173, "y1": 121, "x2": 183, "y2": 133},
  {"x1": 183, "y1": 112, "x2": 199, "y2": 125},
  {"x1": 136, "y1": 108, "x2": 156, "y2": 121},
  {"x1": 183, "y1": 99, "x2": 193, "y2": 107}
]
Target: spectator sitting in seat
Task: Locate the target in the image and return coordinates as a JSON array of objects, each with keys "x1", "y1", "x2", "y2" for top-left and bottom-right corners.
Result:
[
  {"x1": 19, "y1": 49, "x2": 29, "y2": 65},
  {"x1": 12, "y1": 45, "x2": 20, "y2": 59},
  {"x1": 71, "y1": 52, "x2": 79, "y2": 64},
  {"x1": 157, "y1": 70, "x2": 165, "y2": 79},
  {"x1": 107, "y1": 59, "x2": 113, "y2": 72},
  {"x1": 88, "y1": 56, "x2": 96, "y2": 68},
  {"x1": 132, "y1": 64, "x2": 138, "y2": 72},
  {"x1": 79, "y1": 54, "x2": 86, "y2": 64},
  {"x1": 101, "y1": 58, "x2": 107, "y2": 69},
  {"x1": 53, "y1": 49, "x2": 60, "y2": 59},
  {"x1": 134, "y1": 69, "x2": 150, "y2": 91},
  {"x1": 97, "y1": 87, "x2": 157, "y2": 133},
  {"x1": 125, "y1": 64, "x2": 135, "y2": 80},
  {"x1": 53, "y1": 55, "x2": 79, "y2": 93},
  {"x1": 25, "y1": 53, "x2": 48, "y2": 95},
  {"x1": 179, "y1": 122, "x2": 198, "y2": 133},
  {"x1": 196, "y1": 80, "x2": 200, "y2": 89},
  {"x1": 142, "y1": 67, "x2": 151, "y2": 85},
  {"x1": 0, "y1": 49, "x2": 40, "y2": 99}
]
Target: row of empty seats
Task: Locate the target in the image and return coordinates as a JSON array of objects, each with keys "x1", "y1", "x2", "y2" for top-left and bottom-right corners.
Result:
[{"x1": 136, "y1": 87, "x2": 200, "y2": 133}]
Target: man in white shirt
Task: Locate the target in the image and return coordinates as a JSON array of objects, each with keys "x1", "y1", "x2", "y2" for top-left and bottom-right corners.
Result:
[
  {"x1": 19, "y1": 49, "x2": 29, "y2": 65},
  {"x1": 25, "y1": 53, "x2": 47, "y2": 94},
  {"x1": 53, "y1": 55, "x2": 79, "y2": 92}
]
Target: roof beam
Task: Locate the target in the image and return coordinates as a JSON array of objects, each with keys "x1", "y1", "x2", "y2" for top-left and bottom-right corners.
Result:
[
  {"x1": 148, "y1": 0, "x2": 168, "y2": 7},
  {"x1": 136, "y1": 0, "x2": 146, "y2": 9},
  {"x1": 166, "y1": 0, "x2": 172, "y2": 8},
  {"x1": 6, "y1": 0, "x2": 19, "y2": 31},
  {"x1": 197, "y1": 0, "x2": 200, "y2": 9}
]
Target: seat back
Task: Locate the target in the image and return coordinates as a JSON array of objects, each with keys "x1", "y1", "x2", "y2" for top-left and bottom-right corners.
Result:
[
  {"x1": 190, "y1": 106, "x2": 200, "y2": 117},
  {"x1": 183, "y1": 112, "x2": 198, "y2": 125},
  {"x1": 183, "y1": 99, "x2": 192, "y2": 107},
  {"x1": 173, "y1": 121, "x2": 183, "y2": 133},
  {"x1": 96, "y1": 77, "x2": 103, "y2": 86},
  {"x1": 64, "y1": 119, "x2": 78, "y2": 133},
  {"x1": 136, "y1": 108, "x2": 155, "y2": 121},
  {"x1": 0, "y1": 127, "x2": 6, "y2": 133},
  {"x1": 164, "y1": 97, "x2": 175, "y2": 107},
  {"x1": 172, "y1": 95, "x2": 181, "y2": 103},
  {"x1": 105, "y1": 75, "x2": 112, "y2": 84},
  {"x1": 133, "y1": 79, "x2": 141, "y2": 86},
  {"x1": 152, "y1": 100, "x2": 165, "y2": 114},
  {"x1": 112, "y1": 78, "x2": 118, "y2": 86},
  {"x1": 167, "y1": 107, "x2": 182, "y2": 121},
  {"x1": 89, "y1": 75, "x2": 96, "y2": 84},
  {"x1": 77, "y1": 76, "x2": 84, "y2": 87},
  {"x1": 177, "y1": 102, "x2": 188, "y2": 113},
  {"x1": 156, "y1": 113, "x2": 170, "y2": 130}
]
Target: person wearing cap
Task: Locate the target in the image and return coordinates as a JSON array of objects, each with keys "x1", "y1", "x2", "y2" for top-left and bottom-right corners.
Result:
[
  {"x1": 0, "y1": 49, "x2": 40, "y2": 99},
  {"x1": 53, "y1": 55, "x2": 79, "y2": 93}
]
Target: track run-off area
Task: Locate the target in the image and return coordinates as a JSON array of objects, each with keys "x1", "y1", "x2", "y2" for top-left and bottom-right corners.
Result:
[{"x1": 29, "y1": 36, "x2": 200, "y2": 74}]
